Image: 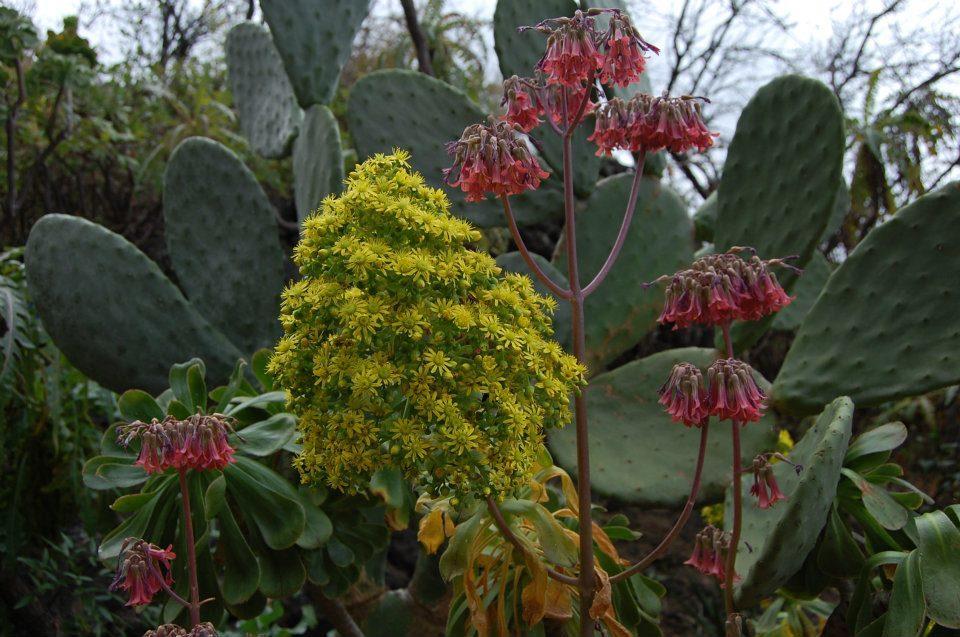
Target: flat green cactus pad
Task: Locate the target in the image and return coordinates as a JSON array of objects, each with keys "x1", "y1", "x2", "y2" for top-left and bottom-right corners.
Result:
[
  {"x1": 346, "y1": 69, "x2": 561, "y2": 227},
  {"x1": 773, "y1": 182, "x2": 960, "y2": 413},
  {"x1": 726, "y1": 396, "x2": 854, "y2": 607},
  {"x1": 225, "y1": 22, "x2": 301, "y2": 158},
  {"x1": 260, "y1": 0, "x2": 369, "y2": 107},
  {"x1": 493, "y1": 0, "x2": 577, "y2": 79},
  {"x1": 714, "y1": 75, "x2": 844, "y2": 349},
  {"x1": 495, "y1": 251, "x2": 571, "y2": 348},
  {"x1": 25, "y1": 215, "x2": 242, "y2": 393},
  {"x1": 163, "y1": 137, "x2": 285, "y2": 355},
  {"x1": 293, "y1": 105, "x2": 344, "y2": 225},
  {"x1": 770, "y1": 252, "x2": 831, "y2": 332},
  {"x1": 553, "y1": 174, "x2": 693, "y2": 374},
  {"x1": 549, "y1": 347, "x2": 777, "y2": 505},
  {"x1": 693, "y1": 191, "x2": 717, "y2": 243}
]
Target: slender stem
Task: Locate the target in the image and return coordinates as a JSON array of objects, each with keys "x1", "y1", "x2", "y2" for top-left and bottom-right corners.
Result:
[
  {"x1": 486, "y1": 497, "x2": 579, "y2": 586},
  {"x1": 565, "y1": 73, "x2": 596, "y2": 137},
  {"x1": 609, "y1": 421, "x2": 710, "y2": 583},
  {"x1": 399, "y1": 0, "x2": 435, "y2": 76},
  {"x1": 4, "y1": 58, "x2": 26, "y2": 228},
  {"x1": 314, "y1": 590, "x2": 366, "y2": 637},
  {"x1": 720, "y1": 322, "x2": 742, "y2": 633},
  {"x1": 582, "y1": 153, "x2": 647, "y2": 297},
  {"x1": 157, "y1": 573, "x2": 191, "y2": 609},
  {"x1": 177, "y1": 469, "x2": 201, "y2": 627},
  {"x1": 500, "y1": 195, "x2": 572, "y2": 300}
]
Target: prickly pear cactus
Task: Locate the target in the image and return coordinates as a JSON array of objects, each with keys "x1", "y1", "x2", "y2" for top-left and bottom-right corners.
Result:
[
  {"x1": 714, "y1": 75, "x2": 844, "y2": 348},
  {"x1": 24, "y1": 215, "x2": 243, "y2": 393},
  {"x1": 163, "y1": 137, "x2": 285, "y2": 354},
  {"x1": 260, "y1": 0, "x2": 370, "y2": 108},
  {"x1": 550, "y1": 348, "x2": 777, "y2": 505},
  {"x1": 773, "y1": 182, "x2": 960, "y2": 413},
  {"x1": 725, "y1": 396, "x2": 854, "y2": 607},
  {"x1": 553, "y1": 174, "x2": 693, "y2": 373},
  {"x1": 225, "y1": 22, "x2": 302, "y2": 159},
  {"x1": 769, "y1": 252, "x2": 831, "y2": 332},
  {"x1": 347, "y1": 69, "x2": 562, "y2": 227},
  {"x1": 293, "y1": 105, "x2": 344, "y2": 224},
  {"x1": 693, "y1": 191, "x2": 716, "y2": 243}
]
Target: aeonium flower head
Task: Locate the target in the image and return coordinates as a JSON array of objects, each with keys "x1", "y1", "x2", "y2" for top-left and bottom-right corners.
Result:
[
  {"x1": 110, "y1": 538, "x2": 175, "y2": 606},
  {"x1": 597, "y1": 10, "x2": 659, "y2": 87},
  {"x1": 118, "y1": 413, "x2": 236, "y2": 474},
  {"x1": 501, "y1": 75, "x2": 542, "y2": 132},
  {"x1": 271, "y1": 152, "x2": 585, "y2": 503},
  {"x1": 706, "y1": 358, "x2": 766, "y2": 423},
  {"x1": 658, "y1": 362, "x2": 709, "y2": 427},
  {"x1": 443, "y1": 119, "x2": 550, "y2": 202}
]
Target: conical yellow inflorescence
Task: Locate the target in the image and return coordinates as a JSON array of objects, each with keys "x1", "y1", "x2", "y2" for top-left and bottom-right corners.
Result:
[{"x1": 269, "y1": 151, "x2": 585, "y2": 501}]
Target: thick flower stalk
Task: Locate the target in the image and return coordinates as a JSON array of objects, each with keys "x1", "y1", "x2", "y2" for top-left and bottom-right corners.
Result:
[
  {"x1": 270, "y1": 152, "x2": 585, "y2": 502},
  {"x1": 443, "y1": 119, "x2": 550, "y2": 202},
  {"x1": 117, "y1": 413, "x2": 236, "y2": 473},
  {"x1": 110, "y1": 538, "x2": 176, "y2": 606}
]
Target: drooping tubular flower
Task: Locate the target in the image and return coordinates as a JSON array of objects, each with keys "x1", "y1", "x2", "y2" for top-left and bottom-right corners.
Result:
[
  {"x1": 658, "y1": 362, "x2": 709, "y2": 427},
  {"x1": 501, "y1": 75, "x2": 542, "y2": 132},
  {"x1": 444, "y1": 119, "x2": 550, "y2": 202},
  {"x1": 542, "y1": 81, "x2": 595, "y2": 127},
  {"x1": 588, "y1": 97, "x2": 630, "y2": 156},
  {"x1": 598, "y1": 11, "x2": 659, "y2": 87},
  {"x1": 110, "y1": 538, "x2": 176, "y2": 606},
  {"x1": 536, "y1": 13, "x2": 603, "y2": 87},
  {"x1": 642, "y1": 94, "x2": 716, "y2": 153},
  {"x1": 706, "y1": 358, "x2": 766, "y2": 423},
  {"x1": 118, "y1": 413, "x2": 236, "y2": 474},
  {"x1": 143, "y1": 624, "x2": 219, "y2": 637},
  {"x1": 685, "y1": 526, "x2": 738, "y2": 584},
  {"x1": 652, "y1": 249, "x2": 796, "y2": 328},
  {"x1": 749, "y1": 455, "x2": 787, "y2": 509}
]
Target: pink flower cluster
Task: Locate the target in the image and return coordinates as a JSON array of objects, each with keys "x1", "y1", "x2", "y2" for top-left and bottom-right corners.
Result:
[
  {"x1": 654, "y1": 250, "x2": 795, "y2": 329},
  {"x1": 443, "y1": 120, "x2": 550, "y2": 202},
  {"x1": 659, "y1": 358, "x2": 766, "y2": 426},
  {"x1": 590, "y1": 93, "x2": 716, "y2": 155},
  {"x1": 685, "y1": 525, "x2": 738, "y2": 585},
  {"x1": 501, "y1": 76, "x2": 596, "y2": 131},
  {"x1": 535, "y1": 10, "x2": 658, "y2": 88},
  {"x1": 749, "y1": 455, "x2": 787, "y2": 509},
  {"x1": 110, "y1": 538, "x2": 176, "y2": 606},
  {"x1": 118, "y1": 413, "x2": 236, "y2": 474}
]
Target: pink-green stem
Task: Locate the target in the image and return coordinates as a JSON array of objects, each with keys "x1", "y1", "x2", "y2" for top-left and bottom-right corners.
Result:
[
  {"x1": 581, "y1": 153, "x2": 647, "y2": 297},
  {"x1": 720, "y1": 322, "x2": 742, "y2": 634},
  {"x1": 500, "y1": 195, "x2": 572, "y2": 300},
  {"x1": 609, "y1": 421, "x2": 710, "y2": 583},
  {"x1": 177, "y1": 469, "x2": 201, "y2": 627}
]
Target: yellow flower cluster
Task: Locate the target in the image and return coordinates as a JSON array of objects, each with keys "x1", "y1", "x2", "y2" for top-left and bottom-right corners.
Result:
[{"x1": 269, "y1": 151, "x2": 585, "y2": 501}]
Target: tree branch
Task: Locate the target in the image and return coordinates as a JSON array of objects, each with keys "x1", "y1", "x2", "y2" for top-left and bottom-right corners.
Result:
[{"x1": 399, "y1": 0, "x2": 435, "y2": 76}]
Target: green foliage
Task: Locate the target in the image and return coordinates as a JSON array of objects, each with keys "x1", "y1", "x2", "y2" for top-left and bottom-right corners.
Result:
[
  {"x1": 270, "y1": 152, "x2": 584, "y2": 501},
  {"x1": 726, "y1": 396, "x2": 854, "y2": 607},
  {"x1": 714, "y1": 75, "x2": 844, "y2": 350},
  {"x1": 773, "y1": 181, "x2": 960, "y2": 413},
  {"x1": 551, "y1": 348, "x2": 777, "y2": 505},
  {"x1": 260, "y1": 0, "x2": 370, "y2": 108},
  {"x1": 163, "y1": 136, "x2": 285, "y2": 354},
  {"x1": 225, "y1": 22, "x2": 302, "y2": 159},
  {"x1": 86, "y1": 357, "x2": 391, "y2": 623},
  {"x1": 293, "y1": 105, "x2": 344, "y2": 224}
]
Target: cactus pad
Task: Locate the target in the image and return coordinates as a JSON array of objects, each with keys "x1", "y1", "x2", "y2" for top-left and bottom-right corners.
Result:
[
  {"x1": 293, "y1": 105, "x2": 344, "y2": 224},
  {"x1": 25, "y1": 215, "x2": 242, "y2": 393},
  {"x1": 553, "y1": 174, "x2": 693, "y2": 373},
  {"x1": 726, "y1": 396, "x2": 854, "y2": 607},
  {"x1": 493, "y1": 0, "x2": 577, "y2": 80},
  {"x1": 163, "y1": 137, "x2": 285, "y2": 355},
  {"x1": 260, "y1": 0, "x2": 369, "y2": 107},
  {"x1": 770, "y1": 252, "x2": 830, "y2": 332},
  {"x1": 693, "y1": 192, "x2": 717, "y2": 243},
  {"x1": 773, "y1": 182, "x2": 960, "y2": 413},
  {"x1": 346, "y1": 69, "x2": 561, "y2": 227},
  {"x1": 714, "y1": 75, "x2": 843, "y2": 348},
  {"x1": 495, "y1": 251, "x2": 571, "y2": 348},
  {"x1": 225, "y1": 22, "x2": 301, "y2": 158},
  {"x1": 549, "y1": 348, "x2": 777, "y2": 505}
]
